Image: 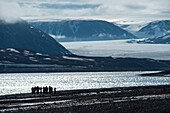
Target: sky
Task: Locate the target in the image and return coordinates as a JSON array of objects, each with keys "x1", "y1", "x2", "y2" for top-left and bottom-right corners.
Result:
[{"x1": 0, "y1": 0, "x2": 170, "y2": 23}]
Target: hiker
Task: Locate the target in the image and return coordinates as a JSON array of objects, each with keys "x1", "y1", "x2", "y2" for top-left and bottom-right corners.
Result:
[
  {"x1": 31, "y1": 87, "x2": 35, "y2": 93},
  {"x1": 37, "y1": 86, "x2": 39, "y2": 94},
  {"x1": 45, "y1": 86, "x2": 48, "y2": 94},
  {"x1": 49, "y1": 86, "x2": 53, "y2": 94},
  {"x1": 40, "y1": 87, "x2": 42, "y2": 93},
  {"x1": 43, "y1": 87, "x2": 45, "y2": 94},
  {"x1": 54, "y1": 88, "x2": 56, "y2": 94}
]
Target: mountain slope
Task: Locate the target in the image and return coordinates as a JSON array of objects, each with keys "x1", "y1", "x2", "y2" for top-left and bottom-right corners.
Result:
[
  {"x1": 136, "y1": 20, "x2": 170, "y2": 38},
  {"x1": 30, "y1": 20, "x2": 137, "y2": 42},
  {"x1": 137, "y1": 33, "x2": 170, "y2": 44},
  {"x1": 0, "y1": 20, "x2": 71, "y2": 55}
]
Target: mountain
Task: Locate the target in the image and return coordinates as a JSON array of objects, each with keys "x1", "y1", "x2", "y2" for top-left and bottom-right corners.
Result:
[
  {"x1": 137, "y1": 33, "x2": 170, "y2": 44},
  {"x1": 1, "y1": 48, "x2": 170, "y2": 73},
  {"x1": 0, "y1": 20, "x2": 71, "y2": 55},
  {"x1": 136, "y1": 20, "x2": 170, "y2": 38},
  {"x1": 30, "y1": 20, "x2": 137, "y2": 42}
]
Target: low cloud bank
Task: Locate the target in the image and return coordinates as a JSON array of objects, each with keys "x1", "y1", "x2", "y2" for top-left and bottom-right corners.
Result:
[{"x1": 0, "y1": 0, "x2": 23, "y2": 23}]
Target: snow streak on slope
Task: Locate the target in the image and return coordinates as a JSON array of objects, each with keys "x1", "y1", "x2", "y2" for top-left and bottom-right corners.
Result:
[{"x1": 61, "y1": 40, "x2": 170, "y2": 60}]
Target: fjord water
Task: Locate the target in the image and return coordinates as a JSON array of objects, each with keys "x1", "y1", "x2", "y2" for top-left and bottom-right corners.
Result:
[{"x1": 0, "y1": 72, "x2": 170, "y2": 96}]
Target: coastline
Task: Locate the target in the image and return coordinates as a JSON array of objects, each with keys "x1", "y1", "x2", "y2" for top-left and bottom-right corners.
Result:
[{"x1": 0, "y1": 85, "x2": 170, "y2": 113}]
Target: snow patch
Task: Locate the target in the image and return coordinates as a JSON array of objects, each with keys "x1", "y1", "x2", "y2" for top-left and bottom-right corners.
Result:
[
  {"x1": 50, "y1": 34, "x2": 66, "y2": 39},
  {"x1": 69, "y1": 21, "x2": 80, "y2": 34},
  {"x1": 7, "y1": 48, "x2": 20, "y2": 53},
  {"x1": 0, "y1": 49, "x2": 5, "y2": 52},
  {"x1": 43, "y1": 58, "x2": 51, "y2": 60},
  {"x1": 30, "y1": 26, "x2": 34, "y2": 29},
  {"x1": 42, "y1": 34, "x2": 45, "y2": 37},
  {"x1": 29, "y1": 57, "x2": 37, "y2": 62},
  {"x1": 162, "y1": 35, "x2": 170, "y2": 39},
  {"x1": 63, "y1": 56, "x2": 94, "y2": 61},
  {"x1": 36, "y1": 53, "x2": 43, "y2": 56},
  {"x1": 24, "y1": 50, "x2": 34, "y2": 56}
]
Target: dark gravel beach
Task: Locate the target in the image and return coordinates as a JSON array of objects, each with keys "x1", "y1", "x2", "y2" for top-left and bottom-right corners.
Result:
[{"x1": 0, "y1": 85, "x2": 170, "y2": 113}]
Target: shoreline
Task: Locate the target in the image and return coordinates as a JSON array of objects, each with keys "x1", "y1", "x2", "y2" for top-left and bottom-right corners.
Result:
[
  {"x1": 0, "y1": 69, "x2": 163, "y2": 74},
  {"x1": 139, "y1": 70, "x2": 170, "y2": 77},
  {"x1": 0, "y1": 85, "x2": 170, "y2": 113}
]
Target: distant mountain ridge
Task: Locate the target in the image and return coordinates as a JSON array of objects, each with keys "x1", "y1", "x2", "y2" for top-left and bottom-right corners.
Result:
[
  {"x1": 136, "y1": 20, "x2": 170, "y2": 38},
  {"x1": 0, "y1": 20, "x2": 71, "y2": 55},
  {"x1": 30, "y1": 20, "x2": 137, "y2": 42}
]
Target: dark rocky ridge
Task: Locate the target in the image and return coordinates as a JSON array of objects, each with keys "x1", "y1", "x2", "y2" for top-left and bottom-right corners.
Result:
[
  {"x1": 0, "y1": 20, "x2": 71, "y2": 55},
  {"x1": 0, "y1": 48, "x2": 170, "y2": 73},
  {"x1": 30, "y1": 20, "x2": 137, "y2": 42}
]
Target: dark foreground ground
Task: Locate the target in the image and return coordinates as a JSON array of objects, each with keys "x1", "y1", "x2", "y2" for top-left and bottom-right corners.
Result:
[{"x1": 0, "y1": 85, "x2": 170, "y2": 113}]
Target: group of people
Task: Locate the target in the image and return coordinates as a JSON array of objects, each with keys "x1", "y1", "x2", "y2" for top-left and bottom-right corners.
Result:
[{"x1": 31, "y1": 86, "x2": 57, "y2": 94}]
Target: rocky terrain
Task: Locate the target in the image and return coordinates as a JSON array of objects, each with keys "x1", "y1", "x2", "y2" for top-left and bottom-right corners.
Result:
[{"x1": 1, "y1": 48, "x2": 170, "y2": 73}]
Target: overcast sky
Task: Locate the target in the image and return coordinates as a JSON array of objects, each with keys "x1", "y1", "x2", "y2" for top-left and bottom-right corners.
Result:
[{"x1": 0, "y1": 0, "x2": 170, "y2": 23}]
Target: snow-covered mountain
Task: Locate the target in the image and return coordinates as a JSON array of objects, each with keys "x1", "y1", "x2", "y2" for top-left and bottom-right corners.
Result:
[
  {"x1": 30, "y1": 20, "x2": 137, "y2": 42},
  {"x1": 137, "y1": 33, "x2": 170, "y2": 44},
  {"x1": 136, "y1": 20, "x2": 170, "y2": 38},
  {"x1": 0, "y1": 20, "x2": 71, "y2": 55}
]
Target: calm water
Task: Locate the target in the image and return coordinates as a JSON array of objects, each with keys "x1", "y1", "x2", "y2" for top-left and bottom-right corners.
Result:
[{"x1": 0, "y1": 72, "x2": 170, "y2": 96}]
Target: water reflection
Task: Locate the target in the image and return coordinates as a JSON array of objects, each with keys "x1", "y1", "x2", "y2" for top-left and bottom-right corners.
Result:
[{"x1": 0, "y1": 72, "x2": 170, "y2": 95}]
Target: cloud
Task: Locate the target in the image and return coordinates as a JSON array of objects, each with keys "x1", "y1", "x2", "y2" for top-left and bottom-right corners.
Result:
[
  {"x1": 38, "y1": 3, "x2": 101, "y2": 9},
  {"x1": 0, "y1": 0, "x2": 23, "y2": 23},
  {"x1": 125, "y1": 4, "x2": 146, "y2": 10},
  {"x1": 1, "y1": 0, "x2": 170, "y2": 22}
]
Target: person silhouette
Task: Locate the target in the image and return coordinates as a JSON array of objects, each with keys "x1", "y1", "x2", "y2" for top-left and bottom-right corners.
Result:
[
  {"x1": 37, "y1": 86, "x2": 39, "y2": 94},
  {"x1": 43, "y1": 87, "x2": 45, "y2": 94},
  {"x1": 46, "y1": 86, "x2": 48, "y2": 94},
  {"x1": 49, "y1": 86, "x2": 53, "y2": 94},
  {"x1": 54, "y1": 88, "x2": 56, "y2": 94},
  {"x1": 31, "y1": 87, "x2": 35, "y2": 94},
  {"x1": 40, "y1": 87, "x2": 42, "y2": 94}
]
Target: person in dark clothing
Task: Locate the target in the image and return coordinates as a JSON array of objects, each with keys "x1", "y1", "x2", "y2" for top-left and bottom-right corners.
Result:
[
  {"x1": 54, "y1": 88, "x2": 56, "y2": 94},
  {"x1": 31, "y1": 87, "x2": 35, "y2": 94},
  {"x1": 49, "y1": 86, "x2": 53, "y2": 94},
  {"x1": 46, "y1": 86, "x2": 48, "y2": 94},
  {"x1": 51, "y1": 87, "x2": 53, "y2": 94},
  {"x1": 43, "y1": 87, "x2": 45, "y2": 94},
  {"x1": 40, "y1": 87, "x2": 42, "y2": 94},
  {"x1": 37, "y1": 86, "x2": 39, "y2": 94},
  {"x1": 34, "y1": 87, "x2": 37, "y2": 93},
  {"x1": 49, "y1": 86, "x2": 51, "y2": 94}
]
